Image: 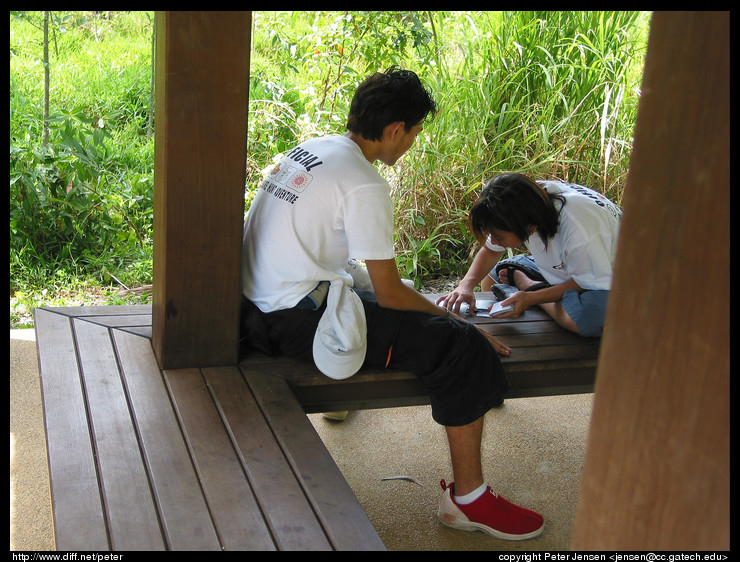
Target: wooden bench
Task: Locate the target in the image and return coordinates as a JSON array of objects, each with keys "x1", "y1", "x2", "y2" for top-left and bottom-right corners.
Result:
[
  {"x1": 33, "y1": 293, "x2": 599, "y2": 551},
  {"x1": 33, "y1": 305, "x2": 385, "y2": 551},
  {"x1": 260, "y1": 294, "x2": 600, "y2": 413}
]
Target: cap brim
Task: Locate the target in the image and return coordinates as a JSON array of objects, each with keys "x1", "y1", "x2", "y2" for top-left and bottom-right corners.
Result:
[{"x1": 312, "y1": 280, "x2": 367, "y2": 380}]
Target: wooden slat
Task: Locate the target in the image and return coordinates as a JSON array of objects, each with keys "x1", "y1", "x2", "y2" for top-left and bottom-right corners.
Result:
[
  {"x1": 493, "y1": 331, "x2": 596, "y2": 348},
  {"x1": 504, "y1": 366, "x2": 597, "y2": 398},
  {"x1": 73, "y1": 319, "x2": 164, "y2": 551},
  {"x1": 287, "y1": 376, "x2": 430, "y2": 414},
  {"x1": 277, "y1": 363, "x2": 596, "y2": 414},
  {"x1": 42, "y1": 305, "x2": 151, "y2": 317},
  {"x1": 112, "y1": 329, "x2": 221, "y2": 550},
  {"x1": 501, "y1": 345, "x2": 600, "y2": 366},
  {"x1": 162, "y1": 368, "x2": 277, "y2": 551},
  {"x1": 243, "y1": 369, "x2": 386, "y2": 551},
  {"x1": 118, "y1": 325, "x2": 153, "y2": 339},
  {"x1": 203, "y1": 366, "x2": 334, "y2": 551},
  {"x1": 81, "y1": 314, "x2": 153, "y2": 328},
  {"x1": 34, "y1": 309, "x2": 109, "y2": 551}
]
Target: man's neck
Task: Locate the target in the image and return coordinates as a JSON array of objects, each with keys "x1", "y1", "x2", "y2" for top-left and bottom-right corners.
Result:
[{"x1": 344, "y1": 131, "x2": 380, "y2": 164}]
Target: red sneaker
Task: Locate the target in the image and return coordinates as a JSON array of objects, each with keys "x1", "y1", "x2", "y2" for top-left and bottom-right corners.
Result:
[{"x1": 437, "y1": 480, "x2": 544, "y2": 540}]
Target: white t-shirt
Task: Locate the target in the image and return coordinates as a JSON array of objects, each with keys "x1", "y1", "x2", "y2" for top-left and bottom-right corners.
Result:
[
  {"x1": 485, "y1": 181, "x2": 621, "y2": 290},
  {"x1": 242, "y1": 135, "x2": 396, "y2": 312}
]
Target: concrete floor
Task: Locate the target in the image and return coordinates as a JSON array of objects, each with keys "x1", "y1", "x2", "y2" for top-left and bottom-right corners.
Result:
[{"x1": 11, "y1": 329, "x2": 593, "y2": 551}]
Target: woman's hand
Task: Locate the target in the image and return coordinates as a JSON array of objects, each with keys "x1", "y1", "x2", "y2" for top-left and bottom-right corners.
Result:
[{"x1": 497, "y1": 291, "x2": 533, "y2": 317}]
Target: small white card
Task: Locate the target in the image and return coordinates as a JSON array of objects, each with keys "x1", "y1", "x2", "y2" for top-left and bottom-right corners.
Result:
[{"x1": 460, "y1": 299, "x2": 513, "y2": 317}]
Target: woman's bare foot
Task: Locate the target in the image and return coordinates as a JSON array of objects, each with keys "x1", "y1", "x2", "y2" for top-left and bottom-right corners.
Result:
[{"x1": 500, "y1": 268, "x2": 539, "y2": 291}]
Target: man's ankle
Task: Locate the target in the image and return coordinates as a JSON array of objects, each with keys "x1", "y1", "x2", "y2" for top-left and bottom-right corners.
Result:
[{"x1": 454, "y1": 483, "x2": 487, "y2": 504}]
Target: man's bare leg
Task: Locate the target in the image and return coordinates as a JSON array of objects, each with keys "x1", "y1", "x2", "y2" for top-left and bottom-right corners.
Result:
[
  {"x1": 445, "y1": 417, "x2": 485, "y2": 495},
  {"x1": 440, "y1": 394, "x2": 545, "y2": 541}
]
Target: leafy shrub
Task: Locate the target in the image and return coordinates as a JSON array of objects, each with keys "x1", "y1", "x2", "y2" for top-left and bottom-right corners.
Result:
[{"x1": 10, "y1": 11, "x2": 154, "y2": 299}]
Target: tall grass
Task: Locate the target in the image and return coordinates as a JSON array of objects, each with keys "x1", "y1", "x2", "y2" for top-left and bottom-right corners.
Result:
[
  {"x1": 396, "y1": 11, "x2": 647, "y2": 275},
  {"x1": 10, "y1": 11, "x2": 649, "y2": 325},
  {"x1": 248, "y1": 11, "x2": 649, "y2": 278}
]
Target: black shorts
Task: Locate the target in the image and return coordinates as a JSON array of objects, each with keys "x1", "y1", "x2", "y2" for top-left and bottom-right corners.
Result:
[{"x1": 241, "y1": 290, "x2": 509, "y2": 427}]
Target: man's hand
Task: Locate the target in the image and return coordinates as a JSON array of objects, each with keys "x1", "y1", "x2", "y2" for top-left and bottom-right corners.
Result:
[
  {"x1": 437, "y1": 246, "x2": 504, "y2": 315},
  {"x1": 438, "y1": 288, "x2": 512, "y2": 356},
  {"x1": 477, "y1": 326, "x2": 511, "y2": 356},
  {"x1": 436, "y1": 286, "x2": 476, "y2": 315}
]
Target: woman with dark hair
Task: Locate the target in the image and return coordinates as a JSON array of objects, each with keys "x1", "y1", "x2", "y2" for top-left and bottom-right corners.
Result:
[{"x1": 438, "y1": 173, "x2": 621, "y2": 337}]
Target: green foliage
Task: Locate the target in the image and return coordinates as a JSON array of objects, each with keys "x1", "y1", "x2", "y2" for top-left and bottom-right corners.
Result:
[
  {"x1": 9, "y1": 10, "x2": 650, "y2": 326},
  {"x1": 248, "y1": 10, "x2": 649, "y2": 279},
  {"x1": 10, "y1": 11, "x2": 154, "y2": 313}
]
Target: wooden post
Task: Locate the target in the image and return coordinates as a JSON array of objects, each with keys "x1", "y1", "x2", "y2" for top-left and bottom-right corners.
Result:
[
  {"x1": 572, "y1": 12, "x2": 729, "y2": 550},
  {"x1": 152, "y1": 12, "x2": 251, "y2": 368}
]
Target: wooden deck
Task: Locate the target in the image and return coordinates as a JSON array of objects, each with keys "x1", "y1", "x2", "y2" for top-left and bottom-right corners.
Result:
[
  {"x1": 33, "y1": 293, "x2": 599, "y2": 551},
  {"x1": 34, "y1": 305, "x2": 384, "y2": 551}
]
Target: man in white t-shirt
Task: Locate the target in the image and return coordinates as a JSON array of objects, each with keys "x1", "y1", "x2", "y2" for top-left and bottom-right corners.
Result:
[
  {"x1": 241, "y1": 69, "x2": 544, "y2": 540},
  {"x1": 438, "y1": 173, "x2": 621, "y2": 337}
]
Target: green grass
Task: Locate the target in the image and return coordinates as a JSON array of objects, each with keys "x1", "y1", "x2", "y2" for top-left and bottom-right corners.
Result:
[{"x1": 10, "y1": 10, "x2": 650, "y2": 327}]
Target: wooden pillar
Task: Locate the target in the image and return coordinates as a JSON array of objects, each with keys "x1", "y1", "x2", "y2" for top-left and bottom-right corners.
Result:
[
  {"x1": 572, "y1": 12, "x2": 729, "y2": 550},
  {"x1": 152, "y1": 12, "x2": 251, "y2": 368}
]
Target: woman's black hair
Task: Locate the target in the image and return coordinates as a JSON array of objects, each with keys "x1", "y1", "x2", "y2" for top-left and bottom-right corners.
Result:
[
  {"x1": 469, "y1": 173, "x2": 565, "y2": 250},
  {"x1": 346, "y1": 66, "x2": 437, "y2": 141}
]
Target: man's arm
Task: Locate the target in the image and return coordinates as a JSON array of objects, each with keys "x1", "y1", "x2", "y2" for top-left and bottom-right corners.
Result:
[
  {"x1": 364, "y1": 257, "x2": 511, "y2": 356},
  {"x1": 365, "y1": 258, "x2": 446, "y2": 316}
]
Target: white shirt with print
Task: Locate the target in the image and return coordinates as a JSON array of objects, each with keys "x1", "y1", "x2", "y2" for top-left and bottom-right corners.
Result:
[{"x1": 242, "y1": 135, "x2": 395, "y2": 312}]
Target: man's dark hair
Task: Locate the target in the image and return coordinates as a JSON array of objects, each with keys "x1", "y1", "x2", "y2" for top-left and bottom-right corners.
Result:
[
  {"x1": 346, "y1": 66, "x2": 437, "y2": 141},
  {"x1": 469, "y1": 173, "x2": 565, "y2": 250}
]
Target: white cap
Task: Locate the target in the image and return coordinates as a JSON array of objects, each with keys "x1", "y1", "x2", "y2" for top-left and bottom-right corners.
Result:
[{"x1": 312, "y1": 280, "x2": 367, "y2": 380}]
